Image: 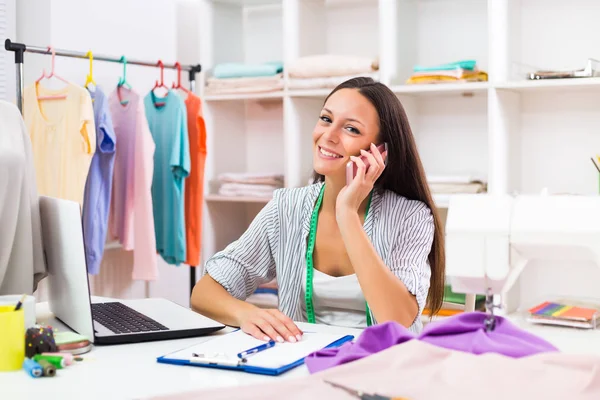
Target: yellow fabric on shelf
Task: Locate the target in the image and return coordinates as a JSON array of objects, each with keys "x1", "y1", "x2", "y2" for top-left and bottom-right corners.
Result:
[{"x1": 406, "y1": 70, "x2": 488, "y2": 84}]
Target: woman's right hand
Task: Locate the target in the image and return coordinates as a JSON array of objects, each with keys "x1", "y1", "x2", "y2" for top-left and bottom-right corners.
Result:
[{"x1": 238, "y1": 307, "x2": 303, "y2": 343}]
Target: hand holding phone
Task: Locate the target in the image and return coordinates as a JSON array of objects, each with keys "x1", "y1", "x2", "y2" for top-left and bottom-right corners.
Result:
[{"x1": 346, "y1": 142, "x2": 388, "y2": 186}]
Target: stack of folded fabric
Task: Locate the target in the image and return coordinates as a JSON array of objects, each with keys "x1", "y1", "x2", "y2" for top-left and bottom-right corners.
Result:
[
  {"x1": 217, "y1": 172, "x2": 284, "y2": 198},
  {"x1": 287, "y1": 54, "x2": 379, "y2": 90},
  {"x1": 205, "y1": 62, "x2": 284, "y2": 95},
  {"x1": 406, "y1": 60, "x2": 488, "y2": 84},
  {"x1": 428, "y1": 175, "x2": 487, "y2": 195}
]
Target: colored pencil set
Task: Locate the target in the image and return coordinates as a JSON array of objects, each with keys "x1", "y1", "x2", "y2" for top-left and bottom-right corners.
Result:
[{"x1": 528, "y1": 301, "x2": 600, "y2": 329}]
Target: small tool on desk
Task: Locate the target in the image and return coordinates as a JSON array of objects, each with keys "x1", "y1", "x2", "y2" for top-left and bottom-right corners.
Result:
[
  {"x1": 237, "y1": 340, "x2": 276, "y2": 362},
  {"x1": 324, "y1": 380, "x2": 409, "y2": 400}
]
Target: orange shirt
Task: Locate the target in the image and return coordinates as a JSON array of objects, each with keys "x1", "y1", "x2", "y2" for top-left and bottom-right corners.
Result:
[{"x1": 183, "y1": 93, "x2": 207, "y2": 266}]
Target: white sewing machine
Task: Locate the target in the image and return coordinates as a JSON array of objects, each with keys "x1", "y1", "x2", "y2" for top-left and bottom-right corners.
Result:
[{"x1": 445, "y1": 193, "x2": 600, "y2": 328}]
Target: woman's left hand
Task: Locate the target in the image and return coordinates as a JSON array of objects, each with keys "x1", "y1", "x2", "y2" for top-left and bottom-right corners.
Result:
[{"x1": 336, "y1": 143, "x2": 387, "y2": 223}]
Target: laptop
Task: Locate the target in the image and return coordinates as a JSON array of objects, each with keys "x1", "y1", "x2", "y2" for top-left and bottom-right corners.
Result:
[{"x1": 39, "y1": 195, "x2": 225, "y2": 345}]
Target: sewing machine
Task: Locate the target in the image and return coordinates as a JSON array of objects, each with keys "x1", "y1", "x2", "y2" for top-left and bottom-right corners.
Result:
[{"x1": 445, "y1": 193, "x2": 600, "y2": 330}]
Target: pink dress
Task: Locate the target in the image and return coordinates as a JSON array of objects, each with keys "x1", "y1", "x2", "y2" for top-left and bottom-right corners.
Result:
[{"x1": 108, "y1": 88, "x2": 158, "y2": 281}]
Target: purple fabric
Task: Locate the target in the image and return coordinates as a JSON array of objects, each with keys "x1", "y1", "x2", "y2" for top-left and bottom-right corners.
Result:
[
  {"x1": 305, "y1": 311, "x2": 559, "y2": 374},
  {"x1": 82, "y1": 87, "x2": 116, "y2": 275}
]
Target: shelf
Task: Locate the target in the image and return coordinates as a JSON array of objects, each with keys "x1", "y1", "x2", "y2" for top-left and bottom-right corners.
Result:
[
  {"x1": 204, "y1": 91, "x2": 284, "y2": 102},
  {"x1": 203, "y1": 78, "x2": 600, "y2": 101},
  {"x1": 205, "y1": 83, "x2": 491, "y2": 101},
  {"x1": 494, "y1": 78, "x2": 600, "y2": 92},
  {"x1": 391, "y1": 82, "x2": 490, "y2": 97},
  {"x1": 205, "y1": 194, "x2": 272, "y2": 203}
]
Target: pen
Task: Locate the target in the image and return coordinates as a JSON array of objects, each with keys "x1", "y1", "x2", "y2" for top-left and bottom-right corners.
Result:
[
  {"x1": 591, "y1": 157, "x2": 600, "y2": 173},
  {"x1": 14, "y1": 294, "x2": 27, "y2": 311},
  {"x1": 237, "y1": 340, "x2": 276, "y2": 360}
]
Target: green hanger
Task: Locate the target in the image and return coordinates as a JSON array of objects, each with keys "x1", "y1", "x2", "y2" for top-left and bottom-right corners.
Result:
[{"x1": 117, "y1": 56, "x2": 132, "y2": 105}]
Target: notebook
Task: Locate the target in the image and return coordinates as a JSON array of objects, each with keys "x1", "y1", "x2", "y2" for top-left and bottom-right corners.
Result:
[{"x1": 157, "y1": 329, "x2": 354, "y2": 376}]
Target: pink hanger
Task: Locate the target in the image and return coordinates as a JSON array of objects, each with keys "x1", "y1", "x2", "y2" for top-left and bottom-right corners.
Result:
[{"x1": 36, "y1": 46, "x2": 68, "y2": 100}]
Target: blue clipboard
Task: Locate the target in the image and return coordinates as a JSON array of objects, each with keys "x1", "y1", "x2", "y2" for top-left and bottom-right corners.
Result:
[{"x1": 156, "y1": 334, "x2": 354, "y2": 376}]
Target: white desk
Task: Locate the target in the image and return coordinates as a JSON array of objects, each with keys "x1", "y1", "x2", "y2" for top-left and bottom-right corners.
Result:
[
  {"x1": 0, "y1": 301, "x2": 362, "y2": 400},
  {"x1": 3, "y1": 303, "x2": 600, "y2": 400}
]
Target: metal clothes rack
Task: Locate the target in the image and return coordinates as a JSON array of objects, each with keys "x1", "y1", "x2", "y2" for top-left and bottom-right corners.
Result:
[{"x1": 4, "y1": 38, "x2": 202, "y2": 296}]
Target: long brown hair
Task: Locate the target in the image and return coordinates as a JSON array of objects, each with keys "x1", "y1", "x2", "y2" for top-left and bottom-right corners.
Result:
[{"x1": 312, "y1": 77, "x2": 446, "y2": 315}]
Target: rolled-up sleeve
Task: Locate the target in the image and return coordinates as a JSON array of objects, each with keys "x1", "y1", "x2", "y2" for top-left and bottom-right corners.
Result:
[
  {"x1": 204, "y1": 191, "x2": 280, "y2": 300},
  {"x1": 388, "y1": 202, "x2": 434, "y2": 322}
]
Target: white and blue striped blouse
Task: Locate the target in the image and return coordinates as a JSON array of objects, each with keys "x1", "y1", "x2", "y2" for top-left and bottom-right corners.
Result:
[{"x1": 204, "y1": 181, "x2": 435, "y2": 333}]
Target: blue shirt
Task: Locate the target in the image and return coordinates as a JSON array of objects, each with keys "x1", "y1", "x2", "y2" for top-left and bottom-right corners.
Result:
[
  {"x1": 82, "y1": 87, "x2": 117, "y2": 275},
  {"x1": 144, "y1": 90, "x2": 190, "y2": 265}
]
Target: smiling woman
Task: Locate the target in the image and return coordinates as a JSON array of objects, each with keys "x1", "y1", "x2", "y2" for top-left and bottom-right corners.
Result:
[{"x1": 191, "y1": 77, "x2": 445, "y2": 343}]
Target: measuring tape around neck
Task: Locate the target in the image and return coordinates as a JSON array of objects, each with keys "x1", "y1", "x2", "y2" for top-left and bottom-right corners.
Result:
[{"x1": 305, "y1": 184, "x2": 373, "y2": 326}]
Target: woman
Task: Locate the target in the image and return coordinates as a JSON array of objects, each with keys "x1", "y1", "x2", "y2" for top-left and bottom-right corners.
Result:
[{"x1": 191, "y1": 77, "x2": 445, "y2": 343}]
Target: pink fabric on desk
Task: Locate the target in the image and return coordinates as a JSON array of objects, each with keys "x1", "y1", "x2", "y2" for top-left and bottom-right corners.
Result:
[
  {"x1": 108, "y1": 88, "x2": 158, "y2": 281},
  {"x1": 148, "y1": 340, "x2": 600, "y2": 400}
]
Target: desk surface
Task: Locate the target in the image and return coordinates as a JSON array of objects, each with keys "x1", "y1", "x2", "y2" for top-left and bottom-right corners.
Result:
[
  {"x1": 0, "y1": 301, "x2": 362, "y2": 400},
  {"x1": 3, "y1": 302, "x2": 600, "y2": 400}
]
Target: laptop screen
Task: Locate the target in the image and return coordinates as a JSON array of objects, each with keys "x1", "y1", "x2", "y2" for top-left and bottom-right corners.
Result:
[{"x1": 39, "y1": 195, "x2": 96, "y2": 343}]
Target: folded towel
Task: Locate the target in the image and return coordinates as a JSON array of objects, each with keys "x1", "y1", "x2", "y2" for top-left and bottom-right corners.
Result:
[
  {"x1": 205, "y1": 74, "x2": 284, "y2": 95},
  {"x1": 288, "y1": 72, "x2": 380, "y2": 90},
  {"x1": 218, "y1": 172, "x2": 284, "y2": 182},
  {"x1": 287, "y1": 54, "x2": 379, "y2": 79},
  {"x1": 218, "y1": 179, "x2": 283, "y2": 198},
  {"x1": 427, "y1": 175, "x2": 479, "y2": 184},
  {"x1": 212, "y1": 61, "x2": 283, "y2": 79},
  {"x1": 220, "y1": 182, "x2": 283, "y2": 192},
  {"x1": 220, "y1": 177, "x2": 284, "y2": 186},
  {"x1": 406, "y1": 70, "x2": 488, "y2": 84},
  {"x1": 413, "y1": 60, "x2": 477, "y2": 72},
  {"x1": 429, "y1": 182, "x2": 487, "y2": 194},
  {"x1": 205, "y1": 83, "x2": 284, "y2": 95},
  {"x1": 218, "y1": 186, "x2": 278, "y2": 198}
]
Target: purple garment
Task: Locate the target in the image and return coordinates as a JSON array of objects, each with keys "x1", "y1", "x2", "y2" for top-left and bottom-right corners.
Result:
[
  {"x1": 82, "y1": 87, "x2": 116, "y2": 275},
  {"x1": 305, "y1": 311, "x2": 559, "y2": 374}
]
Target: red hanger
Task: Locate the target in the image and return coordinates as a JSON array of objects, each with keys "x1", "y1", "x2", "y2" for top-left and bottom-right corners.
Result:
[
  {"x1": 152, "y1": 60, "x2": 168, "y2": 107},
  {"x1": 36, "y1": 46, "x2": 68, "y2": 100},
  {"x1": 171, "y1": 62, "x2": 190, "y2": 96}
]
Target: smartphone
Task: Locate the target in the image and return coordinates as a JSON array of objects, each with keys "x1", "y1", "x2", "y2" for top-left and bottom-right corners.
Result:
[{"x1": 346, "y1": 142, "x2": 388, "y2": 186}]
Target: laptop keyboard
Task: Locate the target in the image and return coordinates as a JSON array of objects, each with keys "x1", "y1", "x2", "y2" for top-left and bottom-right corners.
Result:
[{"x1": 91, "y1": 302, "x2": 170, "y2": 334}]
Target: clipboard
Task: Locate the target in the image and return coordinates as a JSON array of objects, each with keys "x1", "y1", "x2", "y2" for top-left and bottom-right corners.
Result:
[{"x1": 156, "y1": 330, "x2": 354, "y2": 376}]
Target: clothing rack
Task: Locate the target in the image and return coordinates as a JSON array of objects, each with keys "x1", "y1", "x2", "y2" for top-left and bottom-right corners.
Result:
[{"x1": 4, "y1": 38, "x2": 202, "y2": 296}]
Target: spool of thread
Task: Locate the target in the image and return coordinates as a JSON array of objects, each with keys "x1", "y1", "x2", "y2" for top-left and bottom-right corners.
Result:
[
  {"x1": 22, "y1": 358, "x2": 43, "y2": 378},
  {"x1": 36, "y1": 359, "x2": 56, "y2": 377},
  {"x1": 33, "y1": 354, "x2": 66, "y2": 369},
  {"x1": 42, "y1": 352, "x2": 73, "y2": 366}
]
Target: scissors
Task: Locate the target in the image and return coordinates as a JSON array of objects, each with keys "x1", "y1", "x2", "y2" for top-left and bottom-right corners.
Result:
[{"x1": 323, "y1": 380, "x2": 409, "y2": 400}]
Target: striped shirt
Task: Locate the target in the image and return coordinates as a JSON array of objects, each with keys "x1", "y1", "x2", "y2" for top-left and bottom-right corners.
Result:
[{"x1": 204, "y1": 182, "x2": 434, "y2": 333}]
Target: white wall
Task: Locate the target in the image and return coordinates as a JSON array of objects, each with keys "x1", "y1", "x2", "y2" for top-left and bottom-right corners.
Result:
[
  {"x1": 15, "y1": 0, "x2": 197, "y2": 307},
  {"x1": 0, "y1": 0, "x2": 16, "y2": 103}
]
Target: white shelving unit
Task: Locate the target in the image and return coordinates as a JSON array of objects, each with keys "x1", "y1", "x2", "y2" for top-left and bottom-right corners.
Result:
[{"x1": 196, "y1": 0, "x2": 600, "y2": 276}]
